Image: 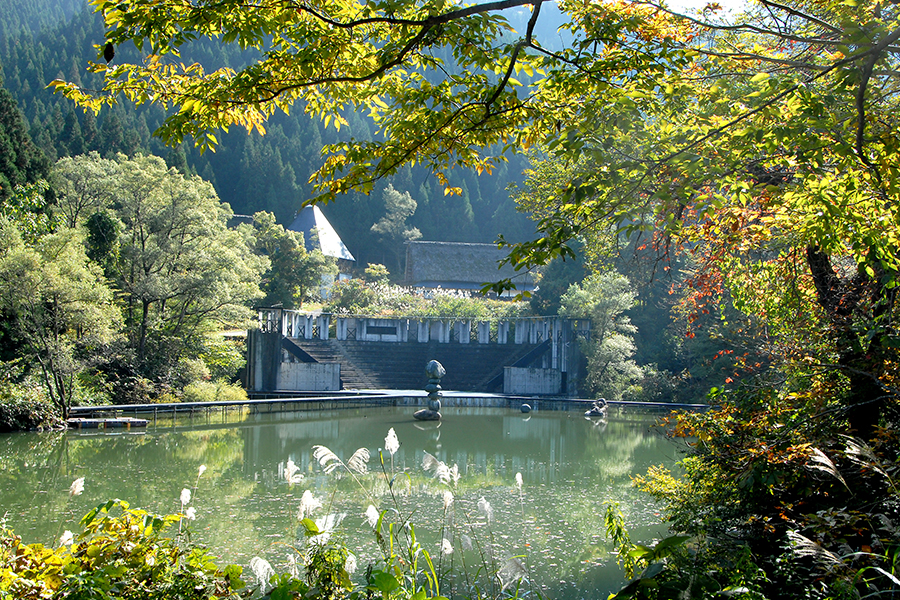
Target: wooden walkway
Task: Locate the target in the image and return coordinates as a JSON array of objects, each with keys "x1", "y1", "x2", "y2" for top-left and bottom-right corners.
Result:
[{"x1": 67, "y1": 391, "x2": 708, "y2": 422}]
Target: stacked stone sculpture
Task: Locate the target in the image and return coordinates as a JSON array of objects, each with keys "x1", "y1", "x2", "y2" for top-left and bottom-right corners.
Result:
[{"x1": 414, "y1": 360, "x2": 445, "y2": 421}]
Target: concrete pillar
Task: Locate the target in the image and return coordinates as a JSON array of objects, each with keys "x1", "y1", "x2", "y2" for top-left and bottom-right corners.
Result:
[
  {"x1": 431, "y1": 320, "x2": 450, "y2": 343},
  {"x1": 336, "y1": 317, "x2": 347, "y2": 340},
  {"x1": 417, "y1": 320, "x2": 430, "y2": 343},
  {"x1": 497, "y1": 321, "x2": 509, "y2": 344},
  {"x1": 318, "y1": 315, "x2": 330, "y2": 340},
  {"x1": 515, "y1": 320, "x2": 527, "y2": 344},
  {"x1": 551, "y1": 318, "x2": 561, "y2": 369},
  {"x1": 454, "y1": 320, "x2": 471, "y2": 344},
  {"x1": 304, "y1": 314, "x2": 314, "y2": 339},
  {"x1": 477, "y1": 321, "x2": 490, "y2": 344},
  {"x1": 400, "y1": 319, "x2": 410, "y2": 342}
]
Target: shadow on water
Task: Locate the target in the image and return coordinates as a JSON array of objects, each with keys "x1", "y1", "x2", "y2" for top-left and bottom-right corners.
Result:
[{"x1": 0, "y1": 406, "x2": 683, "y2": 600}]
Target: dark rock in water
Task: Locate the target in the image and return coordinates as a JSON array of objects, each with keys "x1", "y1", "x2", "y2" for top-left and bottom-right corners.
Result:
[
  {"x1": 520, "y1": 404, "x2": 532, "y2": 413},
  {"x1": 414, "y1": 408, "x2": 441, "y2": 421}
]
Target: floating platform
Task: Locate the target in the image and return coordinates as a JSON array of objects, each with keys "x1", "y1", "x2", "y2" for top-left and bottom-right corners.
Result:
[{"x1": 67, "y1": 417, "x2": 149, "y2": 429}]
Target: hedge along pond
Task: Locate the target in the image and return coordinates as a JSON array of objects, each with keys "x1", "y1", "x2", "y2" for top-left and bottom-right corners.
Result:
[{"x1": 0, "y1": 406, "x2": 681, "y2": 600}]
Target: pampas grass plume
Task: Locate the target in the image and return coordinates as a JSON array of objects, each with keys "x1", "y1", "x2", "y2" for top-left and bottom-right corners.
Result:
[
  {"x1": 69, "y1": 477, "x2": 84, "y2": 497},
  {"x1": 385, "y1": 428, "x2": 400, "y2": 456}
]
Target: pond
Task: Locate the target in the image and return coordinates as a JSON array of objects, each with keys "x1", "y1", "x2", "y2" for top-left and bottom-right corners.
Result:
[{"x1": 0, "y1": 406, "x2": 683, "y2": 599}]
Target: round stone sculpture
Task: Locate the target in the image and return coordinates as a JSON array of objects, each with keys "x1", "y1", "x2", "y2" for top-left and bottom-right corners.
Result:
[{"x1": 415, "y1": 360, "x2": 445, "y2": 421}]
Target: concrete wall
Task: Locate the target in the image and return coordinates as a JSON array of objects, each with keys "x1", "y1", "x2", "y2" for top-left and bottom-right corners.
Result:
[
  {"x1": 278, "y1": 363, "x2": 341, "y2": 391},
  {"x1": 503, "y1": 367, "x2": 562, "y2": 396}
]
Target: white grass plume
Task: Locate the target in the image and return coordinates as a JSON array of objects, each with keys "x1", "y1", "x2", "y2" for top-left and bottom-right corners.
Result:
[
  {"x1": 786, "y1": 531, "x2": 843, "y2": 568},
  {"x1": 477, "y1": 497, "x2": 493, "y2": 523},
  {"x1": 365, "y1": 505, "x2": 380, "y2": 528},
  {"x1": 461, "y1": 534, "x2": 473, "y2": 551},
  {"x1": 310, "y1": 513, "x2": 346, "y2": 545},
  {"x1": 384, "y1": 428, "x2": 400, "y2": 456},
  {"x1": 443, "y1": 490, "x2": 454, "y2": 510},
  {"x1": 312, "y1": 445, "x2": 343, "y2": 474},
  {"x1": 59, "y1": 530, "x2": 74, "y2": 546},
  {"x1": 345, "y1": 553, "x2": 358, "y2": 574},
  {"x1": 449, "y1": 463, "x2": 460, "y2": 485},
  {"x1": 287, "y1": 553, "x2": 300, "y2": 578},
  {"x1": 806, "y1": 448, "x2": 848, "y2": 490},
  {"x1": 69, "y1": 477, "x2": 84, "y2": 497},
  {"x1": 180, "y1": 488, "x2": 191, "y2": 505},
  {"x1": 842, "y1": 435, "x2": 892, "y2": 480},
  {"x1": 249, "y1": 556, "x2": 275, "y2": 592},
  {"x1": 498, "y1": 556, "x2": 528, "y2": 591},
  {"x1": 441, "y1": 538, "x2": 453, "y2": 555},
  {"x1": 298, "y1": 490, "x2": 323, "y2": 519},
  {"x1": 422, "y1": 451, "x2": 440, "y2": 472},
  {"x1": 348, "y1": 448, "x2": 370, "y2": 474},
  {"x1": 422, "y1": 451, "x2": 459, "y2": 486},
  {"x1": 284, "y1": 459, "x2": 304, "y2": 484},
  {"x1": 435, "y1": 463, "x2": 452, "y2": 485},
  {"x1": 516, "y1": 472, "x2": 523, "y2": 491}
]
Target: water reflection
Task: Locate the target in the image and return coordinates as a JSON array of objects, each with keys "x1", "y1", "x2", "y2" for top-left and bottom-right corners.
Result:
[{"x1": 0, "y1": 407, "x2": 679, "y2": 600}]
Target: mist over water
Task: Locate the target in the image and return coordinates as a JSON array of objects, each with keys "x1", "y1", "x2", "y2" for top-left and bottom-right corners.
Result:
[{"x1": 0, "y1": 406, "x2": 682, "y2": 599}]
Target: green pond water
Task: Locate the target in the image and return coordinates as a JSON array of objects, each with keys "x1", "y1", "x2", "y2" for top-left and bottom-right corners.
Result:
[{"x1": 0, "y1": 406, "x2": 683, "y2": 599}]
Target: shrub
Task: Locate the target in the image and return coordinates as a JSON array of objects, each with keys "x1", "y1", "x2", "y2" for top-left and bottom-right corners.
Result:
[
  {"x1": 182, "y1": 380, "x2": 248, "y2": 404},
  {"x1": 0, "y1": 499, "x2": 247, "y2": 600},
  {"x1": 0, "y1": 379, "x2": 62, "y2": 432},
  {"x1": 323, "y1": 279, "x2": 527, "y2": 320}
]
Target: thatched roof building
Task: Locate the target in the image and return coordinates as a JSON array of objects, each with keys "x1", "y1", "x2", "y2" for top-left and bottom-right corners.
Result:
[{"x1": 404, "y1": 241, "x2": 535, "y2": 294}]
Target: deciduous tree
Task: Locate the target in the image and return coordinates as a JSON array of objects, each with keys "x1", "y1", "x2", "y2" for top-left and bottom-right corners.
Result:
[{"x1": 0, "y1": 218, "x2": 121, "y2": 418}]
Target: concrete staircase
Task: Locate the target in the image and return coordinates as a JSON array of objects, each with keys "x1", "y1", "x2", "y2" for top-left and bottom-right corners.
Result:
[
  {"x1": 282, "y1": 338, "x2": 374, "y2": 389},
  {"x1": 288, "y1": 339, "x2": 544, "y2": 392}
]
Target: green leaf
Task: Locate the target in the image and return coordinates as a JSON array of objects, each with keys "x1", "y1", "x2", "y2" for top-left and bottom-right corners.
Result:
[{"x1": 300, "y1": 518, "x2": 320, "y2": 535}]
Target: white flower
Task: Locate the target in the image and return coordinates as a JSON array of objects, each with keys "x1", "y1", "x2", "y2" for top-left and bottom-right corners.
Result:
[
  {"x1": 365, "y1": 504, "x2": 380, "y2": 528},
  {"x1": 69, "y1": 477, "x2": 84, "y2": 497},
  {"x1": 59, "y1": 530, "x2": 74, "y2": 546},
  {"x1": 298, "y1": 490, "x2": 323, "y2": 519},
  {"x1": 441, "y1": 538, "x2": 453, "y2": 555},
  {"x1": 185, "y1": 507, "x2": 197, "y2": 520},
  {"x1": 344, "y1": 553, "x2": 358, "y2": 574},
  {"x1": 443, "y1": 490, "x2": 454, "y2": 510},
  {"x1": 249, "y1": 557, "x2": 275, "y2": 592},
  {"x1": 180, "y1": 488, "x2": 191, "y2": 506},
  {"x1": 477, "y1": 497, "x2": 493, "y2": 523},
  {"x1": 384, "y1": 428, "x2": 400, "y2": 456},
  {"x1": 198, "y1": 465, "x2": 207, "y2": 477},
  {"x1": 515, "y1": 472, "x2": 523, "y2": 491}
]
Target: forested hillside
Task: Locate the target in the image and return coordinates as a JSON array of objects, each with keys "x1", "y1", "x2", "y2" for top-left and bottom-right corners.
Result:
[{"x1": 0, "y1": 0, "x2": 535, "y2": 269}]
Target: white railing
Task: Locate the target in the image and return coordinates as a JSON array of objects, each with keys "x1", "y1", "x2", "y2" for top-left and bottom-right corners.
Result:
[{"x1": 256, "y1": 309, "x2": 591, "y2": 346}]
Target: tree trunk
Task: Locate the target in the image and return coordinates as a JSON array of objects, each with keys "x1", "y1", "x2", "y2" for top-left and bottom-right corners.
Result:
[{"x1": 806, "y1": 246, "x2": 888, "y2": 439}]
